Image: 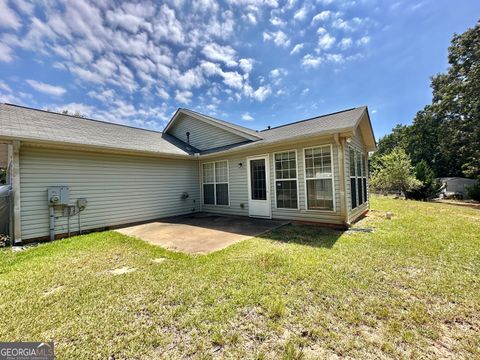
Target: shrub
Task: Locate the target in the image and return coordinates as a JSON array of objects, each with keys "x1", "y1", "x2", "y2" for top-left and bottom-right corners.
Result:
[
  {"x1": 466, "y1": 179, "x2": 480, "y2": 201},
  {"x1": 405, "y1": 161, "x2": 442, "y2": 200}
]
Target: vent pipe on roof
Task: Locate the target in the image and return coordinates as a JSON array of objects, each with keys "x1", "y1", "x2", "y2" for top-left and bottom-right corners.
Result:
[{"x1": 186, "y1": 131, "x2": 190, "y2": 145}]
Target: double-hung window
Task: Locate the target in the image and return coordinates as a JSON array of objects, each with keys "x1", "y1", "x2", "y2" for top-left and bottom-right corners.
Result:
[
  {"x1": 203, "y1": 161, "x2": 229, "y2": 205},
  {"x1": 304, "y1": 145, "x2": 334, "y2": 211},
  {"x1": 349, "y1": 148, "x2": 368, "y2": 210},
  {"x1": 274, "y1": 151, "x2": 298, "y2": 209}
]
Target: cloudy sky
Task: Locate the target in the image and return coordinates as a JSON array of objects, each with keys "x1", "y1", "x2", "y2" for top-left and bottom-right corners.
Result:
[{"x1": 0, "y1": 0, "x2": 478, "y2": 137}]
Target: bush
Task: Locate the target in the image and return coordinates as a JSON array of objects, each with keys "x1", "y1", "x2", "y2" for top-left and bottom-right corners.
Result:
[{"x1": 466, "y1": 180, "x2": 480, "y2": 201}]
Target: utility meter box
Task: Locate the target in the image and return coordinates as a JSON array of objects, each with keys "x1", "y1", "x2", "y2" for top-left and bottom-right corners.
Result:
[{"x1": 47, "y1": 186, "x2": 69, "y2": 205}]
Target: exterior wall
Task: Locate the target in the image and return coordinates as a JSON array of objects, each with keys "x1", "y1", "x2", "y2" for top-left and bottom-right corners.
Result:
[
  {"x1": 199, "y1": 137, "x2": 345, "y2": 225},
  {"x1": 19, "y1": 145, "x2": 200, "y2": 240},
  {"x1": 345, "y1": 130, "x2": 369, "y2": 223},
  {"x1": 167, "y1": 115, "x2": 249, "y2": 151}
]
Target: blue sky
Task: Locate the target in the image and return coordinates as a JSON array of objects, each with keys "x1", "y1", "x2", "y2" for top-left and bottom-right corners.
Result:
[{"x1": 0, "y1": 0, "x2": 478, "y2": 138}]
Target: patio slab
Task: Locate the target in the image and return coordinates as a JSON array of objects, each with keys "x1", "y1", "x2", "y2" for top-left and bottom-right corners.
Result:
[{"x1": 115, "y1": 213, "x2": 288, "y2": 254}]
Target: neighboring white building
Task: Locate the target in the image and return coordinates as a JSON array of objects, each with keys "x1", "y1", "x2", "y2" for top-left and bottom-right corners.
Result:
[
  {"x1": 0, "y1": 103, "x2": 376, "y2": 243},
  {"x1": 438, "y1": 177, "x2": 477, "y2": 199}
]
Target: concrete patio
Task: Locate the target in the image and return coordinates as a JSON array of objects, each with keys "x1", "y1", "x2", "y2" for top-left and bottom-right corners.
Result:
[{"x1": 115, "y1": 213, "x2": 288, "y2": 254}]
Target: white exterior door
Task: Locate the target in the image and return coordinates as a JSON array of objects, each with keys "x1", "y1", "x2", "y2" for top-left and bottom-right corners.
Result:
[{"x1": 247, "y1": 155, "x2": 271, "y2": 218}]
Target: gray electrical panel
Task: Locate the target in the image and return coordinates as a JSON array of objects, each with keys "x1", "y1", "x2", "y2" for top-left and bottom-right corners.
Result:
[{"x1": 47, "y1": 186, "x2": 69, "y2": 205}]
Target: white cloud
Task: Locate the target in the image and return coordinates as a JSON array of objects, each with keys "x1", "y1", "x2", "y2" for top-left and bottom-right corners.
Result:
[
  {"x1": 252, "y1": 86, "x2": 271, "y2": 101},
  {"x1": 175, "y1": 90, "x2": 193, "y2": 104},
  {"x1": 0, "y1": 80, "x2": 11, "y2": 92},
  {"x1": 325, "y1": 53, "x2": 344, "y2": 63},
  {"x1": 192, "y1": 0, "x2": 219, "y2": 13},
  {"x1": 293, "y1": 6, "x2": 309, "y2": 21},
  {"x1": 301, "y1": 88, "x2": 309, "y2": 95},
  {"x1": 202, "y1": 42, "x2": 238, "y2": 67},
  {"x1": 239, "y1": 58, "x2": 254, "y2": 74},
  {"x1": 302, "y1": 54, "x2": 322, "y2": 68},
  {"x1": 290, "y1": 43, "x2": 304, "y2": 55},
  {"x1": 156, "y1": 87, "x2": 170, "y2": 100},
  {"x1": 153, "y1": 4, "x2": 185, "y2": 44},
  {"x1": 221, "y1": 71, "x2": 244, "y2": 89},
  {"x1": 243, "y1": 12, "x2": 257, "y2": 24},
  {"x1": 318, "y1": 33, "x2": 336, "y2": 50},
  {"x1": 357, "y1": 36, "x2": 371, "y2": 46},
  {"x1": 311, "y1": 10, "x2": 331, "y2": 23},
  {"x1": 87, "y1": 88, "x2": 116, "y2": 102},
  {"x1": 26, "y1": 79, "x2": 66, "y2": 96},
  {"x1": 263, "y1": 30, "x2": 290, "y2": 48},
  {"x1": 339, "y1": 38, "x2": 353, "y2": 49},
  {"x1": 106, "y1": 10, "x2": 146, "y2": 34},
  {"x1": 177, "y1": 68, "x2": 204, "y2": 90},
  {"x1": 270, "y1": 68, "x2": 288, "y2": 79},
  {"x1": 270, "y1": 16, "x2": 285, "y2": 26},
  {"x1": 0, "y1": 0, "x2": 21, "y2": 30},
  {"x1": 241, "y1": 112, "x2": 254, "y2": 121},
  {"x1": 0, "y1": 42, "x2": 14, "y2": 62}
]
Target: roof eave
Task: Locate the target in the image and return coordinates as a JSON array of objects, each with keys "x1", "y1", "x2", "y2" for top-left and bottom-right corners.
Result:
[
  {"x1": 0, "y1": 135, "x2": 193, "y2": 159},
  {"x1": 198, "y1": 127, "x2": 355, "y2": 158}
]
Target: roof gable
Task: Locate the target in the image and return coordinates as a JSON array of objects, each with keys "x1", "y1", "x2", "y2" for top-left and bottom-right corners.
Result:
[
  {"x1": 164, "y1": 108, "x2": 262, "y2": 151},
  {"x1": 166, "y1": 109, "x2": 262, "y2": 139}
]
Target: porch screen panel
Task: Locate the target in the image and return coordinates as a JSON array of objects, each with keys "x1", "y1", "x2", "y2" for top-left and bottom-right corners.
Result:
[{"x1": 305, "y1": 146, "x2": 334, "y2": 211}]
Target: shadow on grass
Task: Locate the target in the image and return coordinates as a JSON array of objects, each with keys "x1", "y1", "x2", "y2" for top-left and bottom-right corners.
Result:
[{"x1": 259, "y1": 224, "x2": 343, "y2": 249}]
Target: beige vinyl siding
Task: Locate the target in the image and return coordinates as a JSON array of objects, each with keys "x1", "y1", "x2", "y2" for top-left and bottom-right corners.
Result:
[
  {"x1": 19, "y1": 145, "x2": 200, "y2": 240},
  {"x1": 200, "y1": 138, "x2": 345, "y2": 225},
  {"x1": 345, "y1": 131, "x2": 369, "y2": 222},
  {"x1": 168, "y1": 115, "x2": 249, "y2": 151}
]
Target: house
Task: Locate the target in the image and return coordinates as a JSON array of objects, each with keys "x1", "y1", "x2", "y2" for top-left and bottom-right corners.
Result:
[
  {"x1": 0, "y1": 103, "x2": 376, "y2": 243},
  {"x1": 438, "y1": 177, "x2": 477, "y2": 199}
]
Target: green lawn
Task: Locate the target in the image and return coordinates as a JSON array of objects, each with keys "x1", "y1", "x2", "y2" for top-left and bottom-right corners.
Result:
[{"x1": 0, "y1": 196, "x2": 479, "y2": 359}]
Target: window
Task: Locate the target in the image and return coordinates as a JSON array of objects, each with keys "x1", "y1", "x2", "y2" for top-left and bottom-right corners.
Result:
[
  {"x1": 304, "y1": 146, "x2": 334, "y2": 211},
  {"x1": 203, "y1": 161, "x2": 229, "y2": 205},
  {"x1": 274, "y1": 151, "x2": 298, "y2": 209},
  {"x1": 349, "y1": 148, "x2": 368, "y2": 210}
]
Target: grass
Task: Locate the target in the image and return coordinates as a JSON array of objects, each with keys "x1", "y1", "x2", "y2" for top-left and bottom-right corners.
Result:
[{"x1": 0, "y1": 196, "x2": 479, "y2": 359}]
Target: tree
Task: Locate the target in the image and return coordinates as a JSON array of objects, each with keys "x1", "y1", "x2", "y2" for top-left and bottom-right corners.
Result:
[
  {"x1": 370, "y1": 148, "x2": 422, "y2": 195},
  {"x1": 405, "y1": 160, "x2": 442, "y2": 200},
  {"x1": 62, "y1": 109, "x2": 86, "y2": 118}
]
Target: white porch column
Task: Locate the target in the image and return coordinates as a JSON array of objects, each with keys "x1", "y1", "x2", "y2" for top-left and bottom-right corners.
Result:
[{"x1": 334, "y1": 134, "x2": 348, "y2": 225}]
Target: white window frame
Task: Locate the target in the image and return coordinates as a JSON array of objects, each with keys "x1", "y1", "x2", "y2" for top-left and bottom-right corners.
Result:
[
  {"x1": 303, "y1": 144, "x2": 336, "y2": 213},
  {"x1": 273, "y1": 149, "x2": 300, "y2": 210},
  {"x1": 202, "y1": 160, "x2": 230, "y2": 206},
  {"x1": 349, "y1": 147, "x2": 368, "y2": 210}
]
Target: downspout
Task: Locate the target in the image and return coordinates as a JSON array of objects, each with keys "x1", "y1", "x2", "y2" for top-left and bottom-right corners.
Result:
[
  {"x1": 11, "y1": 140, "x2": 22, "y2": 244},
  {"x1": 334, "y1": 134, "x2": 348, "y2": 227},
  {"x1": 194, "y1": 153, "x2": 201, "y2": 213}
]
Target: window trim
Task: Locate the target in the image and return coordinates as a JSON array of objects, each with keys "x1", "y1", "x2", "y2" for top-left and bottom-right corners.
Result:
[
  {"x1": 303, "y1": 144, "x2": 336, "y2": 213},
  {"x1": 201, "y1": 160, "x2": 230, "y2": 207},
  {"x1": 348, "y1": 146, "x2": 368, "y2": 211},
  {"x1": 273, "y1": 149, "x2": 300, "y2": 210}
]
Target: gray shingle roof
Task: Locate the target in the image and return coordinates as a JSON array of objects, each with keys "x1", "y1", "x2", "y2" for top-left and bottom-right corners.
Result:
[
  {"x1": 201, "y1": 107, "x2": 367, "y2": 154},
  {"x1": 0, "y1": 103, "x2": 369, "y2": 156},
  {"x1": 0, "y1": 103, "x2": 190, "y2": 156}
]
